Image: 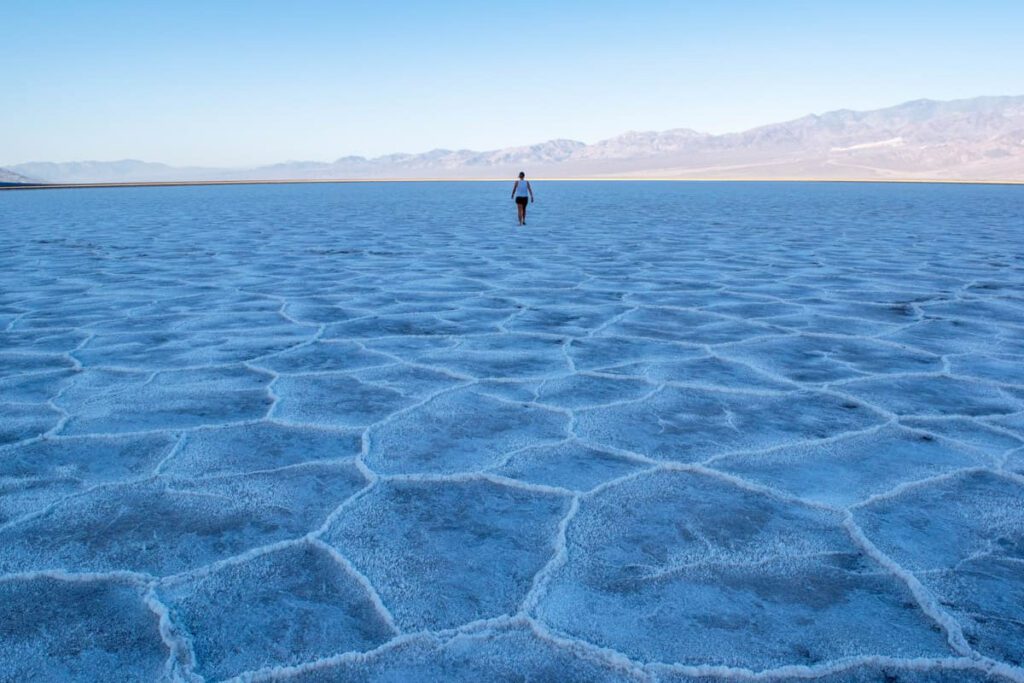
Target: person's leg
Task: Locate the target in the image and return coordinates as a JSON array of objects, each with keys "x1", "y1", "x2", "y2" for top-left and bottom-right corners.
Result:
[
  {"x1": 517, "y1": 201, "x2": 525, "y2": 224},
  {"x1": 522, "y1": 201, "x2": 527, "y2": 224}
]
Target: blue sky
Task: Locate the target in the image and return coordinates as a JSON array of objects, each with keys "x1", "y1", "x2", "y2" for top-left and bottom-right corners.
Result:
[{"x1": 4, "y1": 1, "x2": 1023, "y2": 166}]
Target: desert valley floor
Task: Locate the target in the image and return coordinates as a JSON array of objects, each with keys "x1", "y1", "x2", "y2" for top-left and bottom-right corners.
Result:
[{"x1": 1, "y1": 181, "x2": 1023, "y2": 682}]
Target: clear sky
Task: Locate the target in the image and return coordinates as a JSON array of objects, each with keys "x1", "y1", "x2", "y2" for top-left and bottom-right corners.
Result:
[{"x1": 4, "y1": 0, "x2": 1023, "y2": 167}]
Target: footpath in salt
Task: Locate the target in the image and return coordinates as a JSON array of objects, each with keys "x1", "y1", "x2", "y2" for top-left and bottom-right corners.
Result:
[{"x1": 1, "y1": 181, "x2": 1022, "y2": 682}]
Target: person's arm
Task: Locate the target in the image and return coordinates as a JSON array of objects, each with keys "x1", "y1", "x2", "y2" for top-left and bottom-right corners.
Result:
[
  {"x1": 511, "y1": 181, "x2": 518, "y2": 199},
  {"x1": 527, "y1": 181, "x2": 534, "y2": 202}
]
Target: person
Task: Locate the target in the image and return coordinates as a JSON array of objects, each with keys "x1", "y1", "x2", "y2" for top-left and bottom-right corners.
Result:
[{"x1": 511, "y1": 171, "x2": 534, "y2": 225}]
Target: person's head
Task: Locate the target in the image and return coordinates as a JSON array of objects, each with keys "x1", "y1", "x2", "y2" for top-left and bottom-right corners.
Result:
[{"x1": 518, "y1": 171, "x2": 525, "y2": 179}]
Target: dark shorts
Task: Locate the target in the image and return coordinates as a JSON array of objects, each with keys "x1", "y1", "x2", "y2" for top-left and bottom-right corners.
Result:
[{"x1": 515, "y1": 196, "x2": 529, "y2": 206}]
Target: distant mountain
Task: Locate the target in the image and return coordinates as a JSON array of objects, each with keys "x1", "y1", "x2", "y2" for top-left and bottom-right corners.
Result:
[
  {"x1": 10, "y1": 96, "x2": 1024, "y2": 183},
  {"x1": 7, "y1": 159, "x2": 220, "y2": 184},
  {"x1": 0, "y1": 167, "x2": 39, "y2": 185},
  {"x1": 598, "y1": 95, "x2": 1024, "y2": 181}
]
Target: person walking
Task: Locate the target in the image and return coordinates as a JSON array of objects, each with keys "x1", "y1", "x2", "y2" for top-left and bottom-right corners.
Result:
[{"x1": 511, "y1": 171, "x2": 534, "y2": 225}]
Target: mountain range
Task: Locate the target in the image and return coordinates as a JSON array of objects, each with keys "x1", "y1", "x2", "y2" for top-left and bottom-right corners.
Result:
[{"x1": 5, "y1": 96, "x2": 1023, "y2": 184}]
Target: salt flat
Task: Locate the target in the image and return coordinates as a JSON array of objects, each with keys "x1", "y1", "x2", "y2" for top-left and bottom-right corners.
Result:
[{"x1": 1, "y1": 181, "x2": 1022, "y2": 682}]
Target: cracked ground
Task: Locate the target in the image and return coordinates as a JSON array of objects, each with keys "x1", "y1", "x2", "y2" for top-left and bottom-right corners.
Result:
[{"x1": 1, "y1": 181, "x2": 1023, "y2": 682}]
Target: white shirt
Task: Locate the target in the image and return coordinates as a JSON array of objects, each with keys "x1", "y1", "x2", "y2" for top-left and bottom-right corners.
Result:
[{"x1": 514, "y1": 179, "x2": 530, "y2": 197}]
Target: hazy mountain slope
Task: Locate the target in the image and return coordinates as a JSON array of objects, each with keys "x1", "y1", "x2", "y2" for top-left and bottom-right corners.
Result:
[
  {"x1": 11, "y1": 96, "x2": 1024, "y2": 183},
  {"x1": 0, "y1": 167, "x2": 39, "y2": 184},
  {"x1": 8, "y1": 160, "x2": 223, "y2": 184}
]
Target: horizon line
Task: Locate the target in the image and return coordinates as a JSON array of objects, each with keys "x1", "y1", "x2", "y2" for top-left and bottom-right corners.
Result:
[{"x1": 3, "y1": 177, "x2": 1024, "y2": 192}]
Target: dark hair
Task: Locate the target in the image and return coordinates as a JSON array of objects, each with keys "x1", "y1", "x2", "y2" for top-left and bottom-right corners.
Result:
[{"x1": 518, "y1": 171, "x2": 525, "y2": 178}]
